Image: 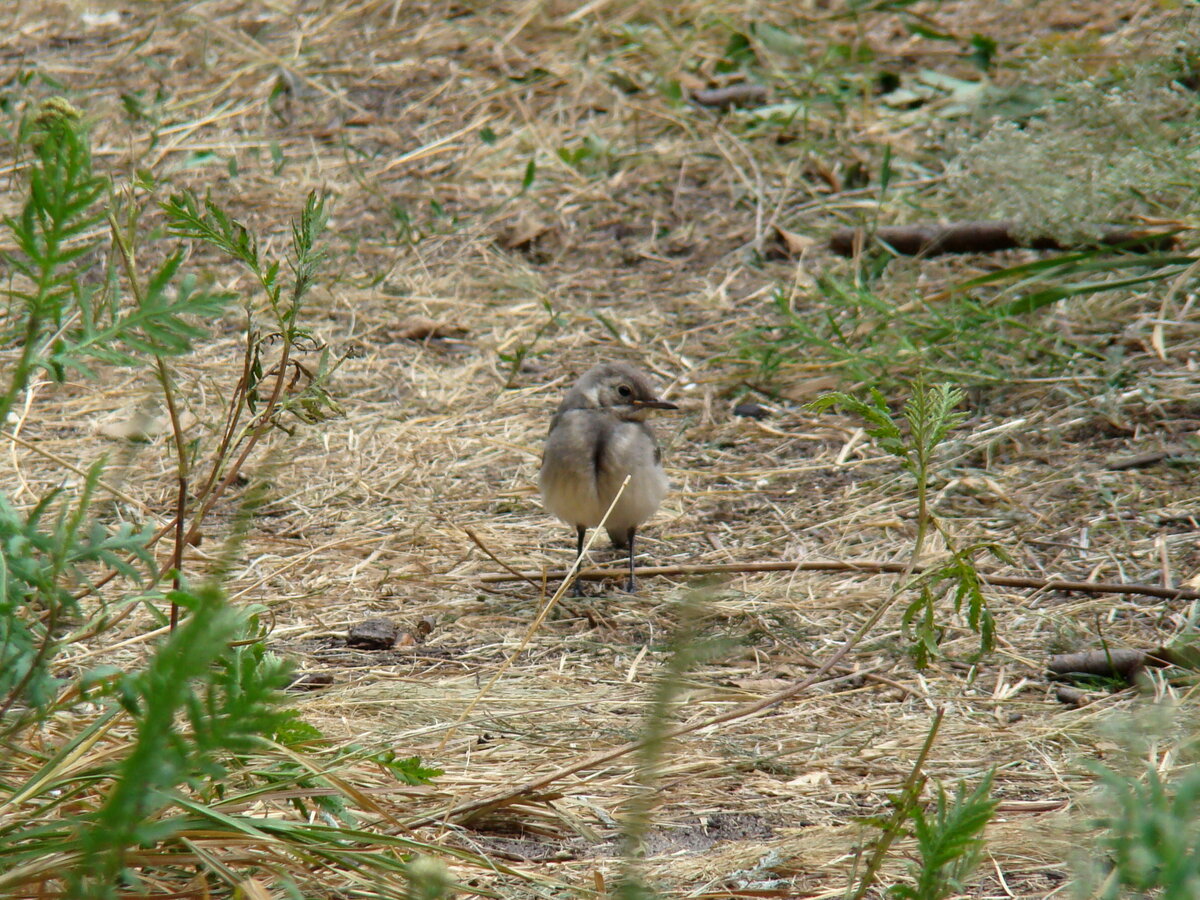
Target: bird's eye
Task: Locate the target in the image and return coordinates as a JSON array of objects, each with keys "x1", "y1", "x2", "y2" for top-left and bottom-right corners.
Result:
[{"x1": 617, "y1": 384, "x2": 633, "y2": 398}]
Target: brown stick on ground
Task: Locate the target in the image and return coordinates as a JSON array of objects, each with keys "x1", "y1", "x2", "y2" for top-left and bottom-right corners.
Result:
[
  {"x1": 827, "y1": 221, "x2": 1180, "y2": 257},
  {"x1": 1048, "y1": 646, "x2": 1182, "y2": 682},
  {"x1": 691, "y1": 84, "x2": 768, "y2": 109},
  {"x1": 1054, "y1": 684, "x2": 1094, "y2": 707},
  {"x1": 480, "y1": 559, "x2": 1200, "y2": 602},
  {"x1": 1105, "y1": 447, "x2": 1194, "y2": 471}
]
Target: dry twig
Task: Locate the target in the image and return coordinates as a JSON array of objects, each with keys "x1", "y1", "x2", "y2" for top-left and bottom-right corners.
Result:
[
  {"x1": 828, "y1": 221, "x2": 1180, "y2": 257},
  {"x1": 480, "y1": 558, "x2": 1200, "y2": 602},
  {"x1": 691, "y1": 84, "x2": 769, "y2": 110},
  {"x1": 1048, "y1": 647, "x2": 1182, "y2": 681}
]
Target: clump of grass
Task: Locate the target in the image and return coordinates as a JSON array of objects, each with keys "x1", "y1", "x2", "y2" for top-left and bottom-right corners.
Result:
[
  {"x1": 1075, "y1": 701, "x2": 1200, "y2": 900},
  {"x1": 741, "y1": 236, "x2": 1197, "y2": 400},
  {"x1": 738, "y1": 270, "x2": 1075, "y2": 396},
  {"x1": 947, "y1": 62, "x2": 1200, "y2": 239}
]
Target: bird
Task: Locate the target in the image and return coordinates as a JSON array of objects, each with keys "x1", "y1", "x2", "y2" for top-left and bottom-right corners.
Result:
[{"x1": 539, "y1": 362, "x2": 677, "y2": 593}]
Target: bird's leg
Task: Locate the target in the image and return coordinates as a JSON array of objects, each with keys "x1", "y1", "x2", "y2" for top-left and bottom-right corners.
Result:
[
  {"x1": 571, "y1": 525, "x2": 587, "y2": 597},
  {"x1": 625, "y1": 527, "x2": 638, "y2": 593}
]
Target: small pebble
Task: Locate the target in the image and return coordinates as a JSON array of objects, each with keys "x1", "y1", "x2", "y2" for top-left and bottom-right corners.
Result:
[
  {"x1": 1054, "y1": 684, "x2": 1089, "y2": 707},
  {"x1": 347, "y1": 617, "x2": 399, "y2": 650},
  {"x1": 733, "y1": 401, "x2": 770, "y2": 420}
]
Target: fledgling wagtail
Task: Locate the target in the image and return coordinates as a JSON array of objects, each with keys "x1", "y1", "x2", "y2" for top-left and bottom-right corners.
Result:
[{"x1": 539, "y1": 362, "x2": 677, "y2": 593}]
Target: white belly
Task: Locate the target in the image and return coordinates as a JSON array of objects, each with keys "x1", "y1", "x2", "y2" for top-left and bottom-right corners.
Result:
[{"x1": 540, "y1": 415, "x2": 668, "y2": 533}]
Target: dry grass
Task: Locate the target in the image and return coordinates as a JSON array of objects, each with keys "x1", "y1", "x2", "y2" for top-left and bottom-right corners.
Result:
[{"x1": 3, "y1": 0, "x2": 1200, "y2": 897}]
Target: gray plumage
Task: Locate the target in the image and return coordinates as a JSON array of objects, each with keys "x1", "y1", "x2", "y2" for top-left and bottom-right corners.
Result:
[{"x1": 539, "y1": 362, "x2": 676, "y2": 592}]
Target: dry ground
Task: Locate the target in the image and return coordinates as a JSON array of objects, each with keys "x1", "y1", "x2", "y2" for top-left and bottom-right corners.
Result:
[{"x1": 4, "y1": 1, "x2": 1200, "y2": 897}]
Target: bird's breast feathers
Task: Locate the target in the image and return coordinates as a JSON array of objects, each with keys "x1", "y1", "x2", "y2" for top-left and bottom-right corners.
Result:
[{"x1": 539, "y1": 411, "x2": 667, "y2": 530}]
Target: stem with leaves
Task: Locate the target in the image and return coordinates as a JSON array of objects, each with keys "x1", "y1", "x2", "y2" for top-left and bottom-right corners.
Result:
[
  {"x1": 1, "y1": 109, "x2": 106, "y2": 426},
  {"x1": 105, "y1": 210, "x2": 190, "y2": 625},
  {"x1": 66, "y1": 190, "x2": 334, "y2": 623},
  {"x1": 0, "y1": 101, "x2": 435, "y2": 900},
  {"x1": 809, "y1": 380, "x2": 998, "y2": 666},
  {"x1": 159, "y1": 189, "x2": 331, "y2": 565},
  {"x1": 810, "y1": 379, "x2": 964, "y2": 571},
  {"x1": 850, "y1": 708, "x2": 944, "y2": 900},
  {"x1": 902, "y1": 381, "x2": 964, "y2": 566}
]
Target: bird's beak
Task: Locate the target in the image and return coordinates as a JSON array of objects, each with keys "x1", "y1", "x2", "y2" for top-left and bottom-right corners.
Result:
[{"x1": 633, "y1": 398, "x2": 678, "y2": 411}]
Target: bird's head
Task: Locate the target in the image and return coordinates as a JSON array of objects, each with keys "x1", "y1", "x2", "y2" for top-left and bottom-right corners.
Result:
[{"x1": 564, "y1": 362, "x2": 678, "y2": 421}]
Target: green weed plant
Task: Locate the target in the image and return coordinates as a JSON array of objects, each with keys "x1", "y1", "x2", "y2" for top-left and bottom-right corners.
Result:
[{"x1": 0, "y1": 102, "x2": 440, "y2": 898}]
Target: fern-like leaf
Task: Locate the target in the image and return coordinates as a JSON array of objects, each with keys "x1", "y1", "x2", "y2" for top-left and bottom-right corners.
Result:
[
  {"x1": 50, "y1": 253, "x2": 235, "y2": 373},
  {"x1": 890, "y1": 771, "x2": 997, "y2": 900}
]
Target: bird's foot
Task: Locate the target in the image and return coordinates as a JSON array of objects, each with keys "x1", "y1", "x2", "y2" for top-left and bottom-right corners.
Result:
[{"x1": 622, "y1": 576, "x2": 638, "y2": 594}]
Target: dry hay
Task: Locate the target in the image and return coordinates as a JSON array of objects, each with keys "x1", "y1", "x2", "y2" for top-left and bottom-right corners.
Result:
[{"x1": 2, "y1": 0, "x2": 1199, "y2": 897}]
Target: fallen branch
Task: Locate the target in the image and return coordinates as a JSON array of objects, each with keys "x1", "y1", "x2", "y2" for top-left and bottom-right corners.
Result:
[
  {"x1": 828, "y1": 221, "x2": 1180, "y2": 257},
  {"x1": 1105, "y1": 447, "x2": 1194, "y2": 471},
  {"x1": 462, "y1": 526, "x2": 542, "y2": 592},
  {"x1": 1048, "y1": 646, "x2": 1183, "y2": 682},
  {"x1": 480, "y1": 558, "x2": 1200, "y2": 602},
  {"x1": 1054, "y1": 684, "x2": 1095, "y2": 707},
  {"x1": 691, "y1": 84, "x2": 768, "y2": 110}
]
